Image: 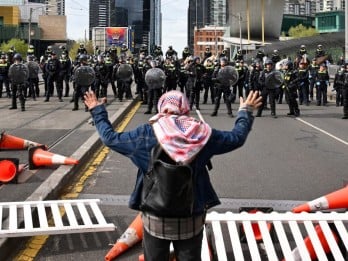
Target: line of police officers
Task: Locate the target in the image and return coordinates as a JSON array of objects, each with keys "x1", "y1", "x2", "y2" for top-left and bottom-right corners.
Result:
[{"x1": 1, "y1": 43, "x2": 347, "y2": 119}]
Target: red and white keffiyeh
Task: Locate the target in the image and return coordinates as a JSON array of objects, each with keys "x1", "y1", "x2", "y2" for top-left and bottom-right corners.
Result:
[{"x1": 149, "y1": 90, "x2": 212, "y2": 164}]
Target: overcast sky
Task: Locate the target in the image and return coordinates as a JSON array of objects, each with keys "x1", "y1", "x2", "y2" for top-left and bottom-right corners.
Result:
[{"x1": 65, "y1": 0, "x2": 188, "y2": 53}]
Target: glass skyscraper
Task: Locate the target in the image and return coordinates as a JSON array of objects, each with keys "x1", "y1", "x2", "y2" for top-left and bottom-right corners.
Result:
[{"x1": 89, "y1": 0, "x2": 161, "y2": 52}]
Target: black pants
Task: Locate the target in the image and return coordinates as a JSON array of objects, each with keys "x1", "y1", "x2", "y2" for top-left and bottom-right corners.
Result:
[
  {"x1": 147, "y1": 88, "x2": 162, "y2": 113},
  {"x1": 285, "y1": 88, "x2": 300, "y2": 115},
  {"x1": 316, "y1": 82, "x2": 327, "y2": 105},
  {"x1": 11, "y1": 83, "x2": 25, "y2": 109},
  {"x1": 257, "y1": 88, "x2": 276, "y2": 116},
  {"x1": 143, "y1": 229, "x2": 203, "y2": 261},
  {"x1": 213, "y1": 85, "x2": 232, "y2": 114},
  {"x1": 343, "y1": 87, "x2": 348, "y2": 117}
]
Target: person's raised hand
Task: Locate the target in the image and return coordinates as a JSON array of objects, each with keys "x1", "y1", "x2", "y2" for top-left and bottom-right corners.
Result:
[
  {"x1": 84, "y1": 91, "x2": 106, "y2": 110},
  {"x1": 239, "y1": 91, "x2": 263, "y2": 111}
]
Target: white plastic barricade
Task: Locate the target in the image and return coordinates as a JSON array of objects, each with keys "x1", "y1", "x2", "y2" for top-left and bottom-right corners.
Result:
[{"x1": 202, "y1": 211, "x2": 348, "y2": 261}]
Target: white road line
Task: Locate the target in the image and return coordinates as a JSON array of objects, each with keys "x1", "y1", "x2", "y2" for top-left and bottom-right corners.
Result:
[{"x1": 296, "y1": 117, "x2": 348, "y2": 146}]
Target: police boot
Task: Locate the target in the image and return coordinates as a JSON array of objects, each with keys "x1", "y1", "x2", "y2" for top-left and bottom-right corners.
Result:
[
  {"x1": 211, "y1": 103, "x2": 219, "y2": 117},
  {"x1": 226, "y1": 101, "x2": 233, "y2": 117},
  {"x1": 20, "y1": 98, "x2": 25, "y2": 111},
  {"x1": 294, "y1": 109, "x2": 300, "y2": 117},
  {"x1": 9, "y1": 96, "x2": 17, "y2": 110},
  {"x1": 72, "y1": 99, "x2": 79, "y2": 111}
]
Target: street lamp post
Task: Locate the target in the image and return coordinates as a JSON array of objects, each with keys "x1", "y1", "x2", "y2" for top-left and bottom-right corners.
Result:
[
  {"x1": 345, "y1": 0, "x2": 348, "y2": 59},
  {"x1": 231, "y1": 13, "x2": 243, "y2": 51},
  {"x1": 28, "y1": 8, "x2": 33, "y2": 47}
]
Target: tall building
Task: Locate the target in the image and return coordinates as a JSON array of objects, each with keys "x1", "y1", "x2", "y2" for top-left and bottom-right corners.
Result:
[
  {"x1": 284, "y1": 0, "x2": 345, "y2": 15},
  {"x1": 210, "y1": 0, "x2": 227, "y2": 26},
  {"x1": 187, "y1": 0, "x2": 211, "y2": 52},
  {"x1": 89, "y1": 0, "x2": 161, "y2": 52}
]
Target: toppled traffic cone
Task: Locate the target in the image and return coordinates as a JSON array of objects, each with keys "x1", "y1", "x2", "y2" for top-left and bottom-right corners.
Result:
[
  {"x1": 293, "y1": 186, "x2": 348, "y2": 213},
  {"x1": 105, "y1": 213, "x2": 143, "y2": 261},
  {"x1": 0, "y1": 158, "x2": 19, "y2": 183},
  {"x1": 28, "y1": 145, "x2": 79, "y2": 170},
  {"x1": 239, "y1": 207, "x2": 273, "y2": 242},
  {"x1": 283, "y1": 224, "x2": 339, "y2": 261},
  {"x1": 0, "y1": 131, "x2": 43, "y2": 151}
]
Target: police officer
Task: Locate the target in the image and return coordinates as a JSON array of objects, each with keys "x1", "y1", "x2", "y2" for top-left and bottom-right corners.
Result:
[
  {"x1": 120, "y1": 43, "x2": 129, "y2": 56},
  {"x1": 256, "y1": 59, "x2": 277, "y2": 118},
  {"x1": 249, "y1": 61, "x2": 262, "y2": 93},
  {"x1": 8, "y1": 53, "x2": 29, "y2": 111},
  {"x1": 94, "y1": 45, "x2": 101, "y2": 56},
  {"x1": 186, "y1": 56, "x2": 205, "y2": 110},
  {"x1": 114, "y1": 59, "x2": 133, "y2": 101},
  {"x1": 234, "y1": 49, "x2": 244, "y2": 61},
  {"x1": 210, "y1": 57, "x2": 234, "y2": 117},
  {"x1": 234, "y1": 60, "x2": 248, "y2": 100},
  {"x1": 283, "y1": 60, "x2": 300, "y2": 117},
  {"x1": 271, "y1": 50, "x2": 281, "y2": 64},
  {"x1": 139, "y1": 44, "x2": 148, "y2": 56},
  {"x1": 27, "y1": 55, "x2": 40, "y2": 100},
  {"x1": 44, "y1": 51, "x2": 61, "y2": 101},
  {"x1": 165, "y1": 46, "x2": 177, "y2": 59},
  {"x1": 255, "y1": 49, "x2": 265, "y2": 63},
  {"x1": 342, "y1": 63, "x2": 348, "y2": 119},
  {"x1": 153, "y1": 45, "x2": 163, "y2": 58},
  {"x1": 78, "y1": 43, "x2": 88, "y2": 55},
  {"x1": 297, "y1": 61, "x2": 310, "y2": 106},
  {"x1": 134, "y1": 56, "x2": 146, "y2": 102},
  {"x1": 93, "y1": 55, "x2": 109, "y2": 99},
  {"x1": 105, "y1": 54, "x2": 117, "y2": 98},
  {"x1": 45, "y1": 45, "x2": 53, "y2": 57},
  {"x1": 27, "y1": 44, "x2": 35, "y2": 57},
  {"x1": 314, "y1": 63, "x2": 330, "y2": 106},
  {"x1": 72, "y1": 54, "x2": 95, "y2": 111},
  {"x1": 0, "y1": 54, "x2": 10, "y2": 98},
  {"x1": 315, "y1": 44, "x2": 326, "y2": 58},
  {"x1": 202, "y1": 58, "x2": 215, "y2": 104},
  {"x1": 182, "y1": 46, "x2": 191, "y2": 60},
  {"x1": 308, "y1": 58, "x2": 319, "y2": 101},
  {"x1": 59, "y1": 52, "x2": 72, "y2": 97},
  {"x1": 203, "y1": 46, "x2": 212, "y2": 62},
  {"x1": 7, "y1": 46, "x2": 16, "y2": 64},
  {"x1": 144, "y1": 56, "x2": 159, "y2": 114},
  {"x1": 163, "y1": 57, "x2": 178, "y2": 92},
  {"x1": 298, "y1": 44, "x2": 307, "y2": 57},
  {"x1": 333, "y1": 65, "x2": 345, "y2": 107}
]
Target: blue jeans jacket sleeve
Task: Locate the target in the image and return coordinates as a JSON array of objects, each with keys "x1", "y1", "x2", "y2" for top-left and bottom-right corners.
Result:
[{"x1": 90, "y1": 104, "x2": 254, "y2": 214}]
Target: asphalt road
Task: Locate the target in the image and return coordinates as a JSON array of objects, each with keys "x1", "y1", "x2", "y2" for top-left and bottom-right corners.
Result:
[{"x1": 12, "y1": 95, "x2": 347, "y2": 261}]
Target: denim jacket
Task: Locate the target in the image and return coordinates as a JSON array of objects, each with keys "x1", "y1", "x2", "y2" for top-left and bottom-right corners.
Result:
[{"x1": 91, "y1": 105, "x2": 254, "y2": 215}]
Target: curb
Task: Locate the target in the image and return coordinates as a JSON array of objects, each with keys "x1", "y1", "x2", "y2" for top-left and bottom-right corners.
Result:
[{"x1": 0, "y1": 98, "x2": 139, "y2": 260}]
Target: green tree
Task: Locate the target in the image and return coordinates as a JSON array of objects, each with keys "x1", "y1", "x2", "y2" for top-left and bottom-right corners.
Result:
[
  {"x1": 69, "y1": 40, "x2": 94, "y2": 61},
  {"x1": 0, "y1": 38, "x2": 27, "y2": 57},
  {"x1": 288, "y1": 24, "x2": 319, "y2": 38}
]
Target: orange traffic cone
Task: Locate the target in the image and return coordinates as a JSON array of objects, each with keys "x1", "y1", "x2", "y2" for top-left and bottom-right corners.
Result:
[
  {"x1": 293, "y1": 186, "x2": 348, "y2": 213},
  {"x1": 0, "y1": 131, "x2": 44, "y2": 151},
  {"x1": 0, "y1": 158, "x2": 19, "y2": 183},
  {"x1": 105, "y1": 213, "x2": 143, "y2": 261},
  {"x1": 28, "y1": 145, "x2": 79, "y2": 170},
  {"x1": 239, "y1": 207, "x2": 273, "y2": 242},
  {"x1": 283, "y1": 224, "x2": 339, "y2": 261}
]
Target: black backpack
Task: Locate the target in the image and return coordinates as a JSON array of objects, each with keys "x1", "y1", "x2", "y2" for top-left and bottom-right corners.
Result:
[{"x1": 140, "y1": 144, "x2": 194, "y2": 218}]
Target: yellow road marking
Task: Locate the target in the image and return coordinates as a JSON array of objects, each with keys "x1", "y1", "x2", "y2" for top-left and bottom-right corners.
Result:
[{"x1": 14, "y1": 101, "x2": 142, "y2": 261}]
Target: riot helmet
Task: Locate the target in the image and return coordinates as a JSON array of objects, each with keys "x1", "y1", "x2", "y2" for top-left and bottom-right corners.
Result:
[
  {"x1": 285, "y1": 60, "x2": 293, "y2": 70},
  {"x1": 13, "y1": 53, "x2": 22, "y2": 61},
  {"x1": 264, "y1": 59, "x2": 273, "y2": 66},
  {"x1": 79, "y1": 54, "x2": 88, "y2": 64}
]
